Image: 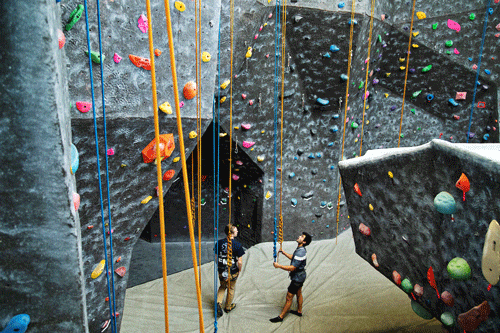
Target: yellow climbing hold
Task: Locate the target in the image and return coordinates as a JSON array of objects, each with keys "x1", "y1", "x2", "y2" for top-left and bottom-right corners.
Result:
[
  {"x1": 173, "y1": 157, "x2": 180, "y2": 163},
  {"x1": 265, "y1": 191, "x2": 272, "y2": 200},
  {"x1": 234, "y1": 126, "x2": 239, "y2": 130},
  {"x1": 257, "y1": 155, "x2": 265, "y2": 162},
  {"x1": 416, "y1": 11, "x2": 426, "y2": 19},
  {"x1": 384, "y1": 93, "x2": 389, "y2": 98},
  {"x1": 219, "y1": 133, "x2": 227, "y2": 137},
  {"x1": 400, "y1": 66, "x2": 406, "y2": 70},
  {"x1": 221, "y1": 79, "x2": 230, "y2": 89},
  {"x1": 245, "y1": 47, "x2": 253, "y2": 58},
  {"x1": 141, "y1": 196, "x2": 153, "y2": 204},
  {"x1": 201, "y1": 51, "x2": 211, "y2": 62},
  {"x1": 366, "y1": 120, "x2": 370, "y2": 125},
  {"x1": 188, "y1": 131, "x2": 197, "y2": 139},
  {"x1": 174, "y1": 1, "x2": 186, "y2": 11},
  {"x1": 91, "y1": 260, "x2": 106, "y2": 279},
  {"x1": 120, "y1": 163, "x2": 127, "y2": 168},
  {"x1": 388, "y1": 171, "x2": 393, "y2": 178},
  {"x1": 412, "y1": 44, "x2": 419, "y2": 48},
  {"x1": 261, "y1": 130, "x2": 265, "y2": 134},
  {"x1": 369, "y1": 204, "x2": 374, "y2": 211},
  {"x1": 399, "y1": 58, "x2": 406, "y2": 63},
  {"x1": 220, "y1": 96, "x2": 226, "y2": 103},
  {"x1": 354, "y1": 138, "x2": 359, "y2": 143},
  {"x1": 412, "y1": 31, "x2": 420, "y2": 37},
  {"x1": 159, "y1": 101, "x2": 172, "y2": 114},
  {"x1": 385, "y1": 72, "x2": 391, "y2": 77}
]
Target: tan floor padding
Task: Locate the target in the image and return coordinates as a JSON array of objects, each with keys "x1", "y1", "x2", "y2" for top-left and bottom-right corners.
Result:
[{"x1": 121, "y1": 229, "x2": 442, "y2": 332}]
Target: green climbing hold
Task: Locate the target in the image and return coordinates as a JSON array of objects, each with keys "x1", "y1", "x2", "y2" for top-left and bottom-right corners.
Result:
[
  {"x1": 66, "y1": 4, "x2": 84, "y2": 31},
  {"x1": 434, "y1": 191, "x2": 456, "y2": 214},
  {"x1": 446, "y1": 50, "x2": 452, "y2": 55},
  {"x1": 422, "y1": 65, "x2": 432, "y2": 73},
  {"x1": 351, "y1": 122, "x2": 359, "y2": 129},
  {"x1": 401, "y1": 278, "x2": 413, "y2": 293},
  {"x1": 411, "y1": 109, "x2": 416, "y2": 114},
  {"x1": 411, "y1": 300, "x2": 433, "y2": 320},
  {"x1": 432, "y1": 23, "x2": 438, "y2": 30},
  {"x1": 469, "y1": 13, "x2": 476, "y2": 20},
  {"x1": 412, "y1": 90, "x2": 422, "y2": 98},
  {"x1": 358, "y1": 81, "x2": 364, "y2": 89},
  {"x1": 85, "y1": 50, "x2": 105, "y2": 64},
  {"x1": 440, "y1": 312, "x2": 455, "y2": 327},
  {"x1": 445, "y1": 40, "x2": 453, "y2": 47},
  {"x1": 447, "y1": 257, "x2": 471, "y2": 280},
  {"x1": 417, "y1": 127, "x2": 421, "y2": 130},
  {"x1": 377, "y1": 34, "x2": 382, "y2": 43},
  {"x1": 400, "y1": 133, "x2": 404, "y2": 138}
]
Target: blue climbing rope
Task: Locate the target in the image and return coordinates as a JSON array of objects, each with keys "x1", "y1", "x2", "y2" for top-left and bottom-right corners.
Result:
[
  {"x1": 272, "y1": 0, "x2": 282, "y2": 262},
  {"x1": 467, "y1": 0, "x2": 492, "y2": 143},
  {"x1": 83, "y1": 1, "x2": 117, "y2": 332},
  {"x1": 213, "y1": 13, "x2": 222, "y2": 333}
]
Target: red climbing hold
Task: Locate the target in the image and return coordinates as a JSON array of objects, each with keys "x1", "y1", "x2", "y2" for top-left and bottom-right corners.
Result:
[
  {"x1": 115, "y1": 266, "x2": 126, "y2": 277},
  {"x1": 477, "y1": 101, "x2": 486, "y2": 108},
  {"x1": 427, "y1": 266, "x2": 440, "y2": 298},
  {"x1": 129, "y1": 54, "x2": 151, "y2": 70},
  {"x1": 353, "y1": 183, "x2": 362, "y2": 197},
  {"x1": 76, "y1": 101, "x2": 92, "y2": 113},
  {"x1": 455, "y1": 173, "x2": 470, "y2": 201},
  {"x1": 163, "y1": 169, "x2": 176, "y2": 181},
  {"x1": 73, "y1": 192, "x2": 80, "y2": 212},
  {"x1": 58, "y1": 29, "x2": 66, "y2": 49},
  {"x1": 142, "y1": 134, "x2": 175, "y2": 163},
  {"x1": 392, "y1": 271, "x2": 401, "y2": 285},
  {"x1": 358, "y1": 223, "x2": 371, "y2": 236}
]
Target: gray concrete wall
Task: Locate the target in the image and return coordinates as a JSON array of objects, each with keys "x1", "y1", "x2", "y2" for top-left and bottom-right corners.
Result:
[{"x1": 0, "y1": 0, "x2": 88, "y2": 332}]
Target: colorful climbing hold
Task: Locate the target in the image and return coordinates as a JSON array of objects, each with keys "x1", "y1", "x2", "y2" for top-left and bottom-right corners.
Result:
[
  {"x1": 447, "y1": 257, "x2": 471, "y2": 280},
  {"x1": 422, "y1": 64, "x2": 432, "y2": 73},
  {"x1": 482, "y1": 220, "x2": 500, "y2": 285},
  {"x1": 455, "y1": 173, "x2": 470, "y2": 201},
  {"x1": 76, "y1": 101, "x2": 92, "y2": 113},
  {"x1": 159, "y1": 101, "x2": 172, "y2": 114},
  {"x1": 432, "y1": 23, "x2": 438, "y2": 29},
  {"x1": 183, "y1": 81, "x2": 197, "y2": 99},
  {"x1": 65, "y1": 4, "x2": 84, "y2": 31},
  {"x1": 70, "y1": 143, "x2": 79, "y2": 174},
  {"x1": 371, "y1": 253, "x2": 379, "y2": 267},
  {"x1": 353, "y1": 183, "x2": 362, "y2": 197},
  {"x1": 138, "y1": 14, "x2": 148, "y2": 33},
  {"x1": 434, "y1": 191, "x2": 456, "y2": 214},
  {"x1": 411, "y1": 300, "x2": 433, "y2": 319},
  {"x1": 113, "y1": 53, "x2": 122, "y2": 63},
  {"x1": 115, "y1": 266, "x2": 126, "y2": 277},
  {"x1": 73, "y1": 192, "x2": 80, "y2": 212},
  {"x1": 188, "y1": 131, "x2": 197, "y2": 139},
  {"x1": 257, "y1": 155, "x2": 265, "y2": 162},
  {"x1": 163, "y1": 169, "x2": 175, "y2": 181},
  {"x1": 1, "y1": 314, "x2": 30, "y2": 333},
  {"x1": 392, "y1": 271, "x2": 401, "y2": 285},
  {"x1": 154, "y1": 49, "x2": 162, "y2": 57},
  {"x1": 57, "y1": 29, "x2": 65, "y2": 49},
  {"x1": 411, "y1": 90, "x2": 422, "y2": 98},
  {"x1": 441, "y1": 291, "x2": 454, "y2": 307},
  {"x1": 445, "y1": 40, "x2": 453, "y2": 47},
  {"x1": 401, "y1": 278, "x2": 413, "y2": 293},
  {"x1": 330, "y1": 45, "x2": 340, "y2": 52},
  {"x1": 455, "y1": 92, "x2": 466, "y2": 100},
  {"x1": 447, "y1": 19, "x2": 460, "y2": 32},
  {"x1": 86, "y1": 50, "x2": 104, "y2": 64},
  {"x1": 245, "y1": 47, "x2": 253, "y2": 58},
  {"x1": 141, "y1": 134, "x2": 175, "y2": 163},
  {"x1": 141, "y1": 196, "x2": 152, "y2": 204},
  {"x1": 174, "y1": 1, "x2": 186, "y2": 11},
  {"x1": 470, "y1": 13, "x2": 476, "y2": 20},
  {"x1": 316, "y1": 98, "x2": 329, "y2": 105},
  {"x1": 129, "y1": 54, "x2": 151, "y2": 70},
  {"x1": 91, "y1": 260, "x2": 106, "y2": 279},
  {"x1": 202, "y1": 51, "x2": 211, "y2": 62},
  {"x1": 416, "y1": 11, "x2": 426, "y2": 19},
  {"x1": 242, "y1": 141, "x2": 255, "y2": 148},
  {"x1": 359, "y1": 223, "x2": 371, "y2": 236}
]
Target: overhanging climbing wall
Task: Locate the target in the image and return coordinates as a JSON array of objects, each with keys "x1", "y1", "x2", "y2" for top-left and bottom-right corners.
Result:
[{"x1": 338, "y1": 140, "x2": 500, "y2": 333}]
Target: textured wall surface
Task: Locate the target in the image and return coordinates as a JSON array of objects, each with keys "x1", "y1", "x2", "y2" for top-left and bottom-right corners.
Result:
[
  {"x1": 338, "y1": 140, "x2": 500, "y2": 332},
  {"x1": 0, "y1": 1, "x2": 88, "y2": 332}
]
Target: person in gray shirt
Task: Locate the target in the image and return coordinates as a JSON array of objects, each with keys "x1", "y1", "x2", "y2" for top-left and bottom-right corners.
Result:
[{"x1": 270, "y1": 232, "x2": 312, "y2": 322}]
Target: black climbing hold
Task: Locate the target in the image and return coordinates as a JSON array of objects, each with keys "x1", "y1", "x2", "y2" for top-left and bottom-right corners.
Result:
[
  {"x1": 310, "y1": 128, "x2": 317, "y2": 136},
  {"x1": 296, "y1": 148, "x2": 304, "y2": 156},
  {"x1": 301, "y1": 191, "x2": 314, "y2": 200},
  {"x1": 311, "y1": 168, "x2": 318, "y2": 175},
  {"x1": 314, "y1": 212, "x2": 322, "y2": 218}
]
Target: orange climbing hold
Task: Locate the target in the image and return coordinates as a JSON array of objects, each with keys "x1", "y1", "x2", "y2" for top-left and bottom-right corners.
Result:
[
  {"x1": 129, "y1": 54, "x2": 151, "y2": 70},
  {"x1": 142, "y1": 134, "x2": 175, "y2": 163},
  {"x1": 154, "y1": 49, "x2": 162, "y2": 57},
  {"x1": 163, "y1": 169, "x2": 176, "y2": 181},
  {"x1": 455, "y1": 173, "x2": 470, "y2": 201},
  {"x1": 353, "y1": 183, "x2": 362, "y2": 197},
  {"x1": 183, "y1": 81, "x2": 197, "y2": 100}
]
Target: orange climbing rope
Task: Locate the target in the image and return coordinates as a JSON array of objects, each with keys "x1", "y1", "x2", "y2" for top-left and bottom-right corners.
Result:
[
  {"x1": 144, "y1": 1, "x2": 169, "y2": 331},
  {"x1": 398, "y1": 0, "x2": 417, "y2": 148},
  {"x1": 359, "y1": 0, "x2": 376, "y2": 156},
  {"x1": 335, "y1": 0, "x2": 356, "y2": 244},
  {"x1": 278, "y1": 0, "x2": 287, "y2": 252},
  {"x1": 160, "y1": 0, "x2": 205, "y2": 331}
]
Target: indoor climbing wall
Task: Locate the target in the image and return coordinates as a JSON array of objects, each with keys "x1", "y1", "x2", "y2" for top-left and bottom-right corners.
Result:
[
  {"x1": 61, "y1": 0, "x2": 220, "y2": 331},
  {"x1": 338, "y1": 140, "x2": 500, "y2": 333}
]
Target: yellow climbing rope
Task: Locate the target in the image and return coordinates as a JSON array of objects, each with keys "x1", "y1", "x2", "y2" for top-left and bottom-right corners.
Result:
[
  {"x1": 278, "y1": 0, "x2": 287, "y2": 251},
  {"x1": 160, "y1": 0, "x2": 204, "y2": 331},
  {"x1": 398, "y1": 0, "x2": 417, "y2": 148},
  {"x1": 359, "y1": 0, "x2": 376, "y2": 156},
  {"x1": 335, "y1": 0, "x2": 356, "y2": 244}
]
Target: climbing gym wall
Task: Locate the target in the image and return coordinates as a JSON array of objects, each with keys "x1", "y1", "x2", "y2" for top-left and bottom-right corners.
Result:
[
  {"x1": 0, "y1": 1, "x2": 88, "y2": 332},
  {"x1": 338, "y1": 141, "x2": 500, "y2": 332}
]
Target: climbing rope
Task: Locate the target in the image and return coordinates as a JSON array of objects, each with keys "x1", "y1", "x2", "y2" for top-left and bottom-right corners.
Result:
[
  {"x1": 335, "y1": 0, "x2": 356, "y2": 244},
  {"x1": 359, "y1": 0, "x2": 376, "y2": 156},
  {"x1": 83, "y1": 1, "x2": 117, "y2": 332},
  {"x1": 278, "y1": 0, "x2": 287, "y2": 253},
  {"x1": 213, "y1": 16, "x2": 222, "y2": 332},
  {"x1": 272, "y1": 0, "x2": 283, "y2": 262},
  {"x1": 467, "y1": 0, "x2": 492, "y2": 143},
  {"x1": 159, "y1": 0, "x2": 204, "y2": 331},
  {"x1": 397, "y1": 0, "x2": 417, "y2": 148}
]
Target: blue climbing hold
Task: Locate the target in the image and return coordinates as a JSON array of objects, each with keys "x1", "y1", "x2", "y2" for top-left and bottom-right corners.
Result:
[
  {"x1": 448, "y1": 98, "x2": 458, "y2": 106},
  {"x1": 323, "y1": 52, "x2": 331, "y2": 58},
  {"x1": 484, "y1": 69, "x2": 491, "y2": 75},
  {"x1": 320, "y1": 201, "x2": 327, "y2": 208},
  {"x1": 434, "y1": 191, "x2": 456, "y2": 214},
  {"x1": 488, "y1": 7, "x2": 493, "y2": 15},
  {"x1": 332, "y1": 114, "x2": 340, "y2": 119},
  {"x1": 426, "y1": 94, "x2": 434, "y2": 102},
  {"x1": 468, "y1": 57, "x2": 473, "y2": 61},
  {"x1": 70, "y1": 143, "x2": 79, "y2": 174},
  {"x1": 308, "y1": 153, "x2": 315, "y2": 159},
  {"x1": 338, "y1": 2, "x2": 345, "y2": 8},
  {"x1": 483, "y1": 133, "x2": 490, "y2": 141},
  {"x1": 330, "y1": 45, "x2": 340, "y2": 52},
  {"x1": 317, "y1": 97, "x2": 329, "y2": 105},
  {"x1": 330, "y1": 125, "x2": 339, "y2": 133},
  {"x1": 1, "y1": 314, "x2": 30, "y2": 333},
  {"x1": 330, "y1": 165, "x2": 335, "y2": 170},
  {"x1": 291, "y1": 198, "x2": 297, "y2": 207},
  {"x1": 289, "y1": 172, "x2": 295, "y2": 178},
  {"x1": 348, "y1": 18, "x2": 358, "y2": 25},
  {"x1": 316, "y1": 152, "x2": 322, "y2": 158},
  {"x1": 294, "y1": 156, "x2": 298, "y2": 160},
  {"x1": 340, "y1": 74, "x2": 348, "y2": 81},
  {"x1": 328, "y1": 142, "x2": 334, "y2": 147}
]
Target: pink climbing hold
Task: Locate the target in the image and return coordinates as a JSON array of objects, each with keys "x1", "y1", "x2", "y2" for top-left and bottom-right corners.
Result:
[
  {"x1": 359, "y1": 223, "x2": 371, "y2": 236},
  {"x1": 392, "y1": 271, "x2": 402, "y2": 285},
  {"x1": 454, "y1": 48, "x2": 460, "y2": 55},
  {"x1": 447, "y1": 19, "x2": 461, "y2": 32},
  {"x1": 249, "y1": 100, "x2": 254, "y2": 106},
  {"x1": 241, "y1": 123, "x2": 251, "y2": 130},
  {"x1": 113, "y1": 53, "x2": 122, "y2": 63},
  {"x1": 235, "y1": 160, "x2": 243, "y2": 166},
  {"x1": 242, "y1": 141, "x2": 255, "y2": 148},
  {"x1": 456, "y1": 92, "x2": 467, "y2": 100},
  {"x1": 363, "y1": 91, "x2": 370, "y2": 100},
  {"x1": 232, "y1": 174, "x2": 239, "y2": 181},
  {"x1": 473, "y1": 64, "x2": 478, "y2": 70},
  {"x1": 58, "y1": 29, "x2": 66, "y2": 49},
  {"x1": 268, "y1": 13, "x2": 272, "y2": 19},
  {"x1": 73, "y1": 192, "x2": 80, "y2": 212},
  {"x1": 138, "y1": 14, "x2": 148, "y2": 33},
  {"x1": 496, "y1": 23, "x2": 500, "y2": 31},
  {"x1": 76, "y1": 101, "x2": 92, "y2": 113},
  {"x1": 254, "y1": 34, "x2": 259, "y2": 39},
  {"x1": 259, "y1": 25, "x2": 263, "y2": 31},
  {"x1": 179, "y1": 101, "x2": 185, "y2": 108},
  {"x1": 107, "y1": 148, "x2": 115, "y2": 156},
  {"x1": 241, "y1": 93, "x2": 247, "y2": 100}
]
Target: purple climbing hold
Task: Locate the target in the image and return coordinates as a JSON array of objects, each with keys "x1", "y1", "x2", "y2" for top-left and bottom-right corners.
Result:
[
  {"x1": 372, "y1": 78, "x2": 379, "y2": 85},
  {"x1": 390, "y1": 106, "x2": 397, "y2": 111},
  {"x1": 409, "y1": 68, "x2": 415, "y2": 73}
]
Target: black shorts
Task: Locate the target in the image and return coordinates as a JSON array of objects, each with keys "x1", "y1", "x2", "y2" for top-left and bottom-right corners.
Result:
[{"x1": 287, "y1": 280, "x2": 303, "y2": 294}]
